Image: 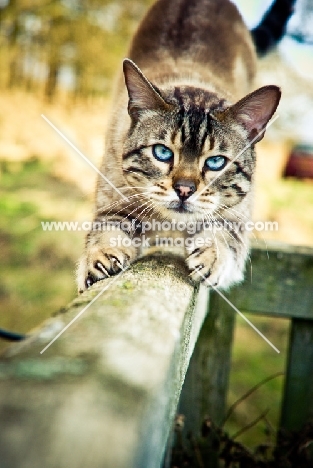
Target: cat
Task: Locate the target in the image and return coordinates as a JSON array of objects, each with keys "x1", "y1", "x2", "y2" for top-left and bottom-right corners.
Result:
[{"x1": 76, "y1": 0, "x2": 285, "y2": 293}]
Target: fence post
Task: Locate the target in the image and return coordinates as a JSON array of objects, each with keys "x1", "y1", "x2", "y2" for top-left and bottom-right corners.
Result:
[
  {"x1": 179, "y1": 290, "x2": 236, "y2": 435},
  {"x1": 280, "y1": 318, "x2": 313, "y2": 431}
]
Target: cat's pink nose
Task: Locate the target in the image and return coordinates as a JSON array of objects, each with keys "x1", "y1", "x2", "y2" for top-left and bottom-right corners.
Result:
[{"x1": 173, "y1": 179, "x2": 196, "y2": 200}]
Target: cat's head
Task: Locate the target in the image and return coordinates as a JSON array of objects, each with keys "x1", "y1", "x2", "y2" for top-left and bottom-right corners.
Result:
[{"x1": 122, "y1": 59, "x2": 280, "y2": 222}]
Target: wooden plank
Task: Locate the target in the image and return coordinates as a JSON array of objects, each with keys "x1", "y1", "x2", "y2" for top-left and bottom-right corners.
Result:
[
  {"x1": 0, "y1": 254, "x2": 208, "y2": 468},
  {"x1": 280, "y1": 318, "x2": 313, "y2": 431},
  {"x1": 227, "y1": 242, "x2": 313, "y2": 319},
  {"x1": 179, "y1": 291, "x2": 235, "y2": 435}
]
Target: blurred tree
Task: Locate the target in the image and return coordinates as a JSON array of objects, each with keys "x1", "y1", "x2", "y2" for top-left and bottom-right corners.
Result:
[
  {"x1": 0, "y1": 0, "x2": 153, "y2": 100},
  {"x1": 1, "y1": 0, "x2": 25, "y2": 88}
]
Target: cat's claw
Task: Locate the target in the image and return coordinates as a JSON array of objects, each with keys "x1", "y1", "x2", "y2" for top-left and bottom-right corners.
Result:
[
  {"x1": 85, "y1": 276, "x2": 95, "y2": 288},
  {"x1": 77, "y1": 246, "x2": 134, "y2": 292},
  {"x1": 186, "y1": 247, "x2": 220, "y2": 286}
]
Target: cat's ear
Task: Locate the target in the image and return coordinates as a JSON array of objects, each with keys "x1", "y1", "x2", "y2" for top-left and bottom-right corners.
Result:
[
  {"x1": 123, "y1": 59, "x2": 173, "y2": 119},
  {"x1": 226, "y1": 85, "x2": 281, "y2": 144}
]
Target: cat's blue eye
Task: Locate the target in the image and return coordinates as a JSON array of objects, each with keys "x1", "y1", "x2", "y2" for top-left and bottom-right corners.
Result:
[
  {"x1": 152, "y1": 144, "x2": 173, "y2": 162},
  {"x1": 205, "y1": 155, "x2": 227, "y2": 171}
]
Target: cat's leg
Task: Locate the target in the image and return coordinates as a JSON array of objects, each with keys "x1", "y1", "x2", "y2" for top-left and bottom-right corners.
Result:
[
  {"x1": 77, "y1": 217, "x2": 141, "y2": 293},
  {"x1": 185, "y1": 228, "x2": 248, "y2": 290}
]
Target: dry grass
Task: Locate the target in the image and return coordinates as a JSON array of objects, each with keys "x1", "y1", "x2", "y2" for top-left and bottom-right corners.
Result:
[
  {"x1": 254, "y1": 140, "x2": 313, "y2": 246},
  {"x1": 0, "y1": 90, "x2": 109, "y2": 197}
]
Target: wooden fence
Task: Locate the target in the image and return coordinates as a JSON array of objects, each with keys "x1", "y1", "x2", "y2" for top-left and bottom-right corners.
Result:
[{"x1": 0, "y1": 242, "x2": 312, "y2": 468}]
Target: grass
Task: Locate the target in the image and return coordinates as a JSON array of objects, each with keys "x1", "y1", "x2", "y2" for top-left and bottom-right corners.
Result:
[
  {"x1": 225, "y1": 314, "x2": 289, "y2": 447},
  {"x1": 0, "y1": 157, "x2": 88, "y2": 352}
]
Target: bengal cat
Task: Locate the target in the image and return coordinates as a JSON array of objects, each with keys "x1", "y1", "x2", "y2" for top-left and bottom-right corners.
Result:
[{"x1": 77, "y1": 0, "x2": 282, "y2": 293}]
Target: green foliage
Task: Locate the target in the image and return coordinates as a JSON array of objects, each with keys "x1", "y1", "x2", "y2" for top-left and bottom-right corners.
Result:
[{"x1": 0, "y1": 157, "x2": 86, "y2": 351}]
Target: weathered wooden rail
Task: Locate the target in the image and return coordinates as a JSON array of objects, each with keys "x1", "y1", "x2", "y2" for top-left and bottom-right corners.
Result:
[{"x1": 0, "y1": 243, "x2": 312, "y2": 468}]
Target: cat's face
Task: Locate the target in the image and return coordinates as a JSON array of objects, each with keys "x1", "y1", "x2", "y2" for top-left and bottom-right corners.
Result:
[
  {"x1": 122, "y1": 60, "x2": 280, "y2": 222},
  {"x1": 123, "y1": 89, "x2": 254, "y2": 222}
]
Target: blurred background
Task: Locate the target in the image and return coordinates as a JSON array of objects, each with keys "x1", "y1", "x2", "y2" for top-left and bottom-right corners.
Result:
[{"x1": 0, "y1": 0, "x2": 312, "y2": 449}]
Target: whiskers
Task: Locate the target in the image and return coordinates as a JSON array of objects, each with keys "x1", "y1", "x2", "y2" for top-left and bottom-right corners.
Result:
[
  {"x1": 94, "y1": 181, "x2": 167, "y2": 231},
  {"x1": 218, "y1": 202, "x2": 268, "y2": 250},
  {"x1": 99, "y1": 185, "x2": 147, "y2": 192},
  {"x1": 96, "y1": 190, "x2": 151, "y2": 217}
]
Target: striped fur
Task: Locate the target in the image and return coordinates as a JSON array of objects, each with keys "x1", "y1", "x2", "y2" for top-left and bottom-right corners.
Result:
[{"x1": 77, "y1": 0, "x2": 281, "y2": 293}]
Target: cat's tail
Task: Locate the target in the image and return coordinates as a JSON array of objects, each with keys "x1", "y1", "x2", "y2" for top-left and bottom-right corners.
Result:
[
  {"x1": 251, "y1": 0, "x2": 296, "y2": 56},
  {"x1": 0, "y1": 327, "x2": 26, "y2": 341}
]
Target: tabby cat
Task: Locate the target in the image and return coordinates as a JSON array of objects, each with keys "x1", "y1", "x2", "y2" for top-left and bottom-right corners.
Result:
[{"x1": 77, "y1": 0, "x2": 283, "y2": 293}]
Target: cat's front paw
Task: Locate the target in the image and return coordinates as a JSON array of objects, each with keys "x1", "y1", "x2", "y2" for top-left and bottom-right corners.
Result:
[
  {"x1": 77, "y1": 244, "x2": 136, "y2": 293},
  {"x1": 186, "y1": 246, "x2": 220, "y2": 286}
]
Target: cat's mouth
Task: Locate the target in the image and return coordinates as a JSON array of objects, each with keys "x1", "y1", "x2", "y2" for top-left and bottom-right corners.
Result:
[{"x1": 167, "y1": 200, "x2": 194, "y2": 213}]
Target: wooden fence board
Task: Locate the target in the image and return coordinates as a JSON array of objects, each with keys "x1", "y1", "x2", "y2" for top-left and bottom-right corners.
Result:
[
  {"x1": 0, "y1": 254, "x2": 207, "y2": 468},
  {"x1": 226, "y1": 243, "x2": 313, "y2": 320}
]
